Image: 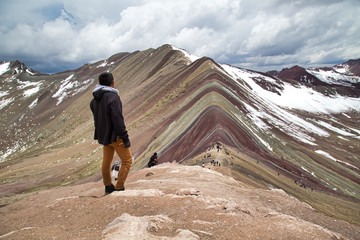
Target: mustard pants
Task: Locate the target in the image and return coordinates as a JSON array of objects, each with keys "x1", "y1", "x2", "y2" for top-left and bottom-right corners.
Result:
[{"x1": 102, "y1": 137, "x2": 132, "y2": 190}]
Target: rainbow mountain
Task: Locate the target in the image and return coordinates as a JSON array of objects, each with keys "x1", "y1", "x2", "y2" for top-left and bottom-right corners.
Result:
[{"x1": 0, "y1": 45, "x2": 359, "y2": 212}]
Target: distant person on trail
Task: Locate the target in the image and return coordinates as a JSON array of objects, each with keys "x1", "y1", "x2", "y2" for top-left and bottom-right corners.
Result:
[
  {"x1": 90, "y1": 72, "x2": 132, "y2": 194},
  {"x1": 111, "y1": 161, "x2": 120, "y2": 180},
  {"x1": 148, "y1": 152, "x2": 158, "y2": 168}
]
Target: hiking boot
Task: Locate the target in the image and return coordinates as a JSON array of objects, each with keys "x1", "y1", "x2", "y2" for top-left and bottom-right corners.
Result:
[
  {"x1": 105, "y1": 184, "x2": 115, "y2": 194},
  {"x1": 114, "y1": 188, "x2": 125, "y2": 191}
]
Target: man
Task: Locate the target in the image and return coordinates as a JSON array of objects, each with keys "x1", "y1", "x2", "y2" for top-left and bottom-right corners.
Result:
[{"x1": 90, "y1": 72, "x2": 132, "y2": 194}]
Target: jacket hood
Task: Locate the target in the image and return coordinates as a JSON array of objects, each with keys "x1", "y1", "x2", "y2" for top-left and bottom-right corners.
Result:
[{"x1": 92, "y1": 85, "x2": 119, "y2": 101}]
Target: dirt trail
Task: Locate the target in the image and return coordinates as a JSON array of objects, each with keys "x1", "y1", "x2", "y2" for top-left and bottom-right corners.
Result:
[{"x1": 1, "y1": 162, "x2": 359, "y2": 240}]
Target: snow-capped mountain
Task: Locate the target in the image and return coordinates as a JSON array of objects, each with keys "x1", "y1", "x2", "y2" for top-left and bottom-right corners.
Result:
[
  {"x1": 269, "y1": 59, "x2": 360, "y2": 88},
  {"x1": 0, "y1": 45, "x2": 359, "y2": 211},
  {"x1": 0, "y1": 60, "x2": 39, "y2": 76}
]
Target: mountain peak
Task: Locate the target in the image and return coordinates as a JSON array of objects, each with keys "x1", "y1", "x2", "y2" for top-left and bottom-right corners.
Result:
[
  {"x1": 268, "y1": 58, "x2": 360, "y2": 88},
  {"x1": 276, "y1": 65, "x2": 323, "y2": 85},
  {"x1": 0, "y1": 60, "x2": 41, "y2": 76},
  {"x1": 343, "y1": 58, "x2": 360, "y2": 66},
  {"x1": 335, "y1": 58, "x2": 360, "y2": 76}
]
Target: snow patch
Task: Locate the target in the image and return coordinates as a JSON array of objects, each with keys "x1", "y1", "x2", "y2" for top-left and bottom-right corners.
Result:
[
  {"x1": 307, "y1": 68, "x2": 359, "y2": 85},
  {"x1": 172, "y1": 45, "x2": 201, "y2": 63},
  {"x1": 28, "y1": 98, "x2": 38, "y2": 109},
  {"x1": 301, "y1": 166, "x2": 310, "y2": 173},
  {"x1": 333, "y1": 64, "x2": 349, "y2": 74},
  {"x1": 337, "y1": 136, "x2": 349, "y2": 141},
  {"x1": 26, "y1": 68, "x2": 35, "y2": 75},
  {"x1": 243, "y1": 99, "x2": 328, "y2": 145},
  {"x1": 232, "y1": 108, "x2": 274, "y2": 150},
  {"x1": 316, "y1": 121, "x2": 355, "y2": 137},
  {"x1": 0, "y1": 62, "x2": 10, "y2": 75},
  {"x1": 52, "y1": 75, "x2": 94, "y2": 105},
  {"x1": 315, "y1": 150, "x2": 358, "y2": 170},
  {"x1": 52, "y1": 74, "x2": 75, "y2": 104},
  {"x1": 17, "y1": 80, "x2": 42, "y2": 90},
  {"x1": 341, "y1": 113, "x2": 351, "y2": 118},
  {"x1": 0, "y1": 139, "x2": 27, "y2": 162},
  {"x1": 0, "y1": 97, "x2": 14, "y2": 110},
  {"x1": 0, "y1": 91, "x2": 9, "y2": 98},
  {"x1": 96, "y1": 60, "x2": 114, "y2": 68},
  {"x1": 23, "y1": 86, "x2": 40, "y2": 98}
]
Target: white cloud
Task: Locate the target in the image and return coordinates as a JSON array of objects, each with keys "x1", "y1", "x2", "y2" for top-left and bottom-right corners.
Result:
[
  {"x1": 0, "y1": 0, "x2": 359, "y2": 73},
  {"x1": 245, "y1": 14, "x2": 292, "y2": 52}
]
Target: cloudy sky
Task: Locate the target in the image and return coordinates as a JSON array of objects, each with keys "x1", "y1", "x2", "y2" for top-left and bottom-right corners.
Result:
[{"x1": 0, "y1": 0, "x2": 359, "y2": 73}]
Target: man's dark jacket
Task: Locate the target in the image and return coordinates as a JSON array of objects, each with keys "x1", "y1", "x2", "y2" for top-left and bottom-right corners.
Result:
[{"x1": 90, "y1": 85, "x2": 129, "y2": 146}]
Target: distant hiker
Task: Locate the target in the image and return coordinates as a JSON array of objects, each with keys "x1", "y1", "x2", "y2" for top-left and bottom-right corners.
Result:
[
  {"x1": 202, "y1": 162, "x2": 205, "y2": 167},
  {"x1": 217, "y1": 144, "x2": 221, "y2": 152},
  {"x1": 148, "y1": 152, "x2": 158, "y2": 168},
  {"x1": 90, "y1": 72, "x2": 132, "y2": 194},
  {"x1": 111, "y1": 161, "x2": 120, "y2": 180}
]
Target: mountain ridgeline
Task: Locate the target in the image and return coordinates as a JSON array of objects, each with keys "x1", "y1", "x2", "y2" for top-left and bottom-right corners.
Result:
[{"x1": 0, "y1": 45, "x2": 359, "y2": 222}]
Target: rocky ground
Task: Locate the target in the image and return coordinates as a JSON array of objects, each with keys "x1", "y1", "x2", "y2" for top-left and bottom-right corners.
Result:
[{"x1": 1, "y1": 149, "x2": 359, "y2": 240}]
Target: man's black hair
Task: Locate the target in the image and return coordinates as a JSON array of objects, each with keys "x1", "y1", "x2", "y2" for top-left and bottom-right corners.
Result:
[{"x1": 99, "y1": 72, "x2": 114, "y2": 86}]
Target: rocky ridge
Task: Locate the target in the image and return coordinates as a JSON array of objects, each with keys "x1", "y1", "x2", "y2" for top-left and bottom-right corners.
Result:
[{"x1": 1, "y1": 149, "x2": 359, "y2": 239}]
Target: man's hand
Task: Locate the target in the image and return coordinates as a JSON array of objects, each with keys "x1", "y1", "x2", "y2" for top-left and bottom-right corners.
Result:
[{"x1": 123, "y1": 138, "x2": 131, "y2": 148}]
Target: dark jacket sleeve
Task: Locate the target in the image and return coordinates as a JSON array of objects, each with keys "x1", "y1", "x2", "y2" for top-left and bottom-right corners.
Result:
[
  {"x1": 109, "y1": 94, "x2": 129, "y2": 140},
  {"x1": 90, "y1": 99, "x2": 98, "y2": 140}
]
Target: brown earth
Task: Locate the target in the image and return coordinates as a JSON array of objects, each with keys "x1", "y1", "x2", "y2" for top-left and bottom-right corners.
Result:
[{"x1": 1, "y1": 148, "x2": 359, "y2": 240}]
